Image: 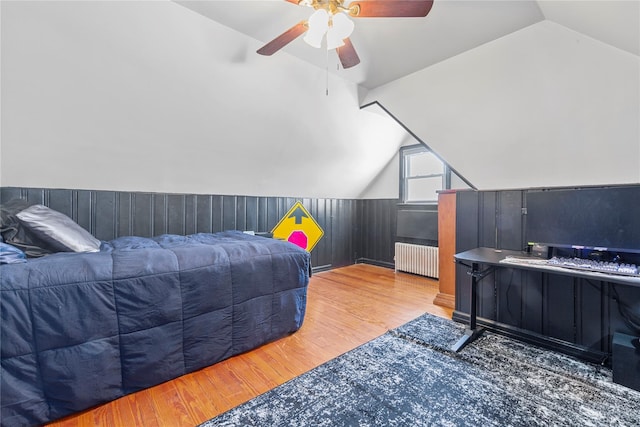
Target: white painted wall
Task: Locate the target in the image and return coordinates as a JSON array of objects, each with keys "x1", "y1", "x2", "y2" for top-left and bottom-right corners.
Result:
[
  {"x1": 0, "y1": 1, "x2": 407, "y2": 199},
  {"x1": 358, "y1": 107, "x2": 473, "y2": 199},
  {"x1": 364, "y1": 21, "x2": 640, "y2": 190},
  {"x1": 4, "y1": 3, "x2": 636, "y2": 200}
]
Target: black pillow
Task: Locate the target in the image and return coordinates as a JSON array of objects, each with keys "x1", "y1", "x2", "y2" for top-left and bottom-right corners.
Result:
[{"x1": 0, "y1": 199, "x2": 52, "y2": 258}]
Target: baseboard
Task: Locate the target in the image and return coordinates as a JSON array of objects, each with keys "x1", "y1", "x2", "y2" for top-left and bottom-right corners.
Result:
[
  {"x1": 452, "y1": 311, "x2": 609, "y2": 365},
  {"x1": 355, "y1": 258, "x2": 395, "y2": 269},
  {"x1": 312, "y1": 260, "x2": 394, "y2": 274},
  {"x1": 311, "y1": 264, "x2": 333, "y2": 274},
  {"x1": 433, "y1": 292, "x2": 455, "y2": 309}
]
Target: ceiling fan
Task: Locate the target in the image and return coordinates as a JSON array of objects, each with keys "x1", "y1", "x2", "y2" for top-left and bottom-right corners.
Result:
[{"x1": 257, "y1": 0, "x2": 434, "y2": 69}]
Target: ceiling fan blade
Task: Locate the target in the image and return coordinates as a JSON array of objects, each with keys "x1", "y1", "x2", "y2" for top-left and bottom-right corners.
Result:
[
  {"x1": 349, "y1": 0, "x2": 434, "y2": 18},
  {"x1": 257, "y1": 21, "x2": 308, "y2": 56},
  {"x1": 337, "y1": 38, "x2": 360, "y2": 69},
  {"x1": 285, "y1": 0, "x2": 302, "y2": 4}
]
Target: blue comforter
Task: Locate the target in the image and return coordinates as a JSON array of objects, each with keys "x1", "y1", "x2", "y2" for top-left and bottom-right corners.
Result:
[{"x1": 1, "y1": 231, "x2": 310, "y2": 426}]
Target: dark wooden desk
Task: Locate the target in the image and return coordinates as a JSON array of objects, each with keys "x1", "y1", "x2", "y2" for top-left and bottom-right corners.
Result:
[{"x1": 452, "y1": 247, "x2": 640, "y2": 352}]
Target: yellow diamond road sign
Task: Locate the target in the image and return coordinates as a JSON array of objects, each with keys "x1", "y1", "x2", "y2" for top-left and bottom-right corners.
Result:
[{"x1": 271, "y1": 202, "x2": 324, "y2": 252}]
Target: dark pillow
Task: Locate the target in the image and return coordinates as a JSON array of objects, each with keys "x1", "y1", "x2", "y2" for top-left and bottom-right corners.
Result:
[
  {"x1": 16, "y1": 204, "x2": 101, "y2": 253},
  {"x1": 0, "y1": 199, "x2": 52, "y2": 258},
  {"x1": 0, "y1": 242, "x2": 27, "y2": 264}
]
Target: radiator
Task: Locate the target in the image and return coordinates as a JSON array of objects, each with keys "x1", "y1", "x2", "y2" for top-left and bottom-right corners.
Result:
[{"x1": 394, "y1": 243, "x2": 439, "y2": 279}]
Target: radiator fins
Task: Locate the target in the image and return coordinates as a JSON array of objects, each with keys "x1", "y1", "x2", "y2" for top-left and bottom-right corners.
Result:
[{"x1": 394, "y1": 243, "x2": 439, "y2": 279}]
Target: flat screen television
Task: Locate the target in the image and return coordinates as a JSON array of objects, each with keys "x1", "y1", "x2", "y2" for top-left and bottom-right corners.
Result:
[{"x1": 526, "y1": 186, "x2": 640, "y2": 254}]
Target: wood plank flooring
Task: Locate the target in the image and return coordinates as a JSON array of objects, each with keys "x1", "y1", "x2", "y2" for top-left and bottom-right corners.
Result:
[{"x1": 49, "y1": 264, "x2": 453, "y2": 427}]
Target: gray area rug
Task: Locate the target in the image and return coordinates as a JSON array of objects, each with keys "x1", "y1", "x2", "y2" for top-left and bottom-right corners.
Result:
[{"x1": 200, "y1": 313, "x2": 640, "y2": 426}]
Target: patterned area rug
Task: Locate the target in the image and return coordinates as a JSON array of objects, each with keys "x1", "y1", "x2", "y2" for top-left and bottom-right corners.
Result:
[{"x1": 200, "y1": 313, "x2": 640, "y2": 426}]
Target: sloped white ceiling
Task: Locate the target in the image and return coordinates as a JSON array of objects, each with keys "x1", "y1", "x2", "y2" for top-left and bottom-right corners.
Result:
[
  {"x1": 0, "y1": 0, "x2": 408, "y2": 199},
  {"x1": 174, "y1": 0, "x2": 640, "y2": 193},
  {"x1": 176, "y1": 1, "x2": 639, "y2": 90},
  {"x1": 538, "y1": 0, "x2": 639, "y2": 56},
  {"x1": 2, "y1": 1, "x2": 639, "y2": 198},
  {"x1": 364, "y1": 20, "x2": 640, "y2": 190}
]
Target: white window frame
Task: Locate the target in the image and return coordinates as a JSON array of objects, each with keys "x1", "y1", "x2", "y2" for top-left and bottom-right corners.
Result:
[{"x1": 400, "y1": 144, "x2": 450, "y2": 204}]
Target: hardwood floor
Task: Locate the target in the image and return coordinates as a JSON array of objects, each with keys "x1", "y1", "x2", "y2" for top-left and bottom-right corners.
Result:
[{"x1": 49, "y1": 264, "x2": 453, "y2": 427}]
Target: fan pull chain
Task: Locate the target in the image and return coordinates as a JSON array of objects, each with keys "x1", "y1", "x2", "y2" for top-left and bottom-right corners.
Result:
[{"x1": 325, "y1": 47, "x2": 329, "y2": 96}]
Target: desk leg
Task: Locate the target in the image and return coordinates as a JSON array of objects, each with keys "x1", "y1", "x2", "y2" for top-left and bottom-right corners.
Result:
[{"x1": 451, "y1": 262, "x2": 484, "y2": 352}]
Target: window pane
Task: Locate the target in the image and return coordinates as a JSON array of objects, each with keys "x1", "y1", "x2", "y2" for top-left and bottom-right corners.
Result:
[
  {"x1": 408, "y1": 152, "x2": 443, "y2": 177},
  {"x1": 407, "y1": 176, "x2": 442, "y2": 202}
]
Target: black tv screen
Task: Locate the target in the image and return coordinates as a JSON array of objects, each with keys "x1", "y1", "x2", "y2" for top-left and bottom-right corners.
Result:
[{"x1": 526, "y1": 186, "x2": 640, "y2": 254}]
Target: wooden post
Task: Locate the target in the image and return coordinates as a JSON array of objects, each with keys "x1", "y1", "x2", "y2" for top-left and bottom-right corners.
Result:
[{"x1": 434, "y1": 190, "x2": 456, "y2": 308}]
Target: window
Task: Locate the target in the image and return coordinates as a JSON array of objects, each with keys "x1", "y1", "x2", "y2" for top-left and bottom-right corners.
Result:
[{"x1": 400, "y1": 145, "x2": 449, "y2": 204}]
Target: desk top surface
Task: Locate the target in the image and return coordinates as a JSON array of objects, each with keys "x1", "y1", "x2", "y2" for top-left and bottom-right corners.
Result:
[
  {"x1": 455, "y1": 247, "x2": 640, "y2": 287},
  {"x1": 454, "y1": 247, "x2": 527, "y2": 264}
]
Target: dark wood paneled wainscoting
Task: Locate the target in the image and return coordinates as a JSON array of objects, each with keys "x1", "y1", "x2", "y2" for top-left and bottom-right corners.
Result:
[{"x1": 1, "y1": 188, "x2": 406, "y2": 272}]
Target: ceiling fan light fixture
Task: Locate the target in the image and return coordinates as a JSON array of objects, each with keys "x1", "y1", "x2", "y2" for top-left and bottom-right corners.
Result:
[
  {"x1": 326, "y1": 13, "x2": 354, "y2": 50},
  {"x1": 347, "y1": 3, "x2": 360, "y2": 17},
  {"x1": 303, "y1": 8, "x2": 329, "y2": 48},
  {"x1": 260, "y1": 0, "x2": 434, "y2": 68}
]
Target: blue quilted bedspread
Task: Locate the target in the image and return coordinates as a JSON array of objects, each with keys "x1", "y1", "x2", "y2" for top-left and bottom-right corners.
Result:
[{"x1": 0, "y1": 231, "x2": 310, "y2": 426}]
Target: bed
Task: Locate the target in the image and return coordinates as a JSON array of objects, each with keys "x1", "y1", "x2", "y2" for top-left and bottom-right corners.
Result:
[{"x1": 0, "y1": 202, "x2": 311, "y2": 426}]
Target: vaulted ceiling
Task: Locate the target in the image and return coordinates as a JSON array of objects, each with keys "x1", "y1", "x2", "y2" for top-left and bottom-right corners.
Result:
[
  {"x1": 176, "y1": 0, "x2": 639, "y2": 90},
  {"x1": 2, "y1": 1, "x2": 638, "y2": 197}
]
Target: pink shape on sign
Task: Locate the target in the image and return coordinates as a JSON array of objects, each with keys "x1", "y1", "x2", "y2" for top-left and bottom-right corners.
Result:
[{"x1": 288, "y1": 230, "x2": 308, "y2": 250}]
